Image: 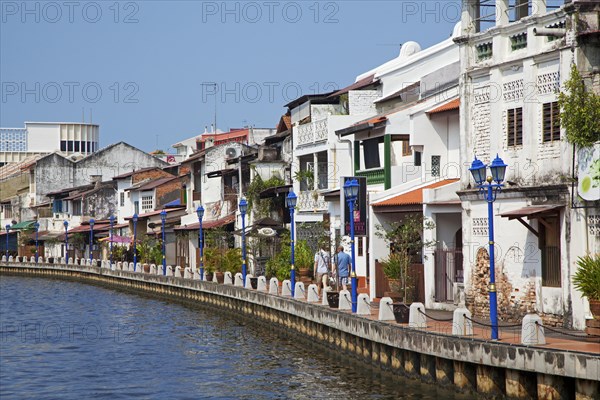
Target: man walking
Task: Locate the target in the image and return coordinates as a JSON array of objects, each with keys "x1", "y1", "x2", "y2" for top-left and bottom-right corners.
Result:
[
  {"x1": 333, "y1": 246, "x2": 351, "y2": 291},
  {"x1": 313, "y1": 243, "x2": 330, "y2": 295}
]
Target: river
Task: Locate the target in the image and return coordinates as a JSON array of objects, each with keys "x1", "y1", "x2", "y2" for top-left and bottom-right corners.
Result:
[{"x1": 0, "y1": 276, "x2": 474, "y2": 399}]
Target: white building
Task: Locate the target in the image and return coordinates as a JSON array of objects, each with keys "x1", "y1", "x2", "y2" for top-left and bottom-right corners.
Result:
[
  {"x1": 457, "y1": 0, "x2": 600, "y2": 329},
  {"x1": 0, "y1": 122, "x2": 99, "y2": 165}
]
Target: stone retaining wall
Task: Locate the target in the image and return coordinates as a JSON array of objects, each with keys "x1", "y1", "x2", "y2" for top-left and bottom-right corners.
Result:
[{"x1": 1, "y1": 262, "x2": 598, "y2": 399}]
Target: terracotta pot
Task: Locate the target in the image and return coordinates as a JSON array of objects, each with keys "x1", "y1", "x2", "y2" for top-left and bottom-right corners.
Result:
[
  {"x1": 205, "y1": 272, "x2": 214, "y2": 282},
  {"x1": 250, "y1": 277, "x2": 258, "y2": 289},
  {"x1": 143, "y1": 264, "x2": 150, "y2": 273},
  {"x1": 299, "y1": 268, "x2": 311, "y2": 278},
  {"x1": 215, "y1": 271, "x2": 224, "y2": 284},
  {"x1": 327, "y1": 291, "x2": 340, "y2": 308},
  {"x1": 392, "y1": 303, "x2": 410, "y2": 324},
  {"x1": 589, "y1": 299, "x2": 600, "y2": 320}
]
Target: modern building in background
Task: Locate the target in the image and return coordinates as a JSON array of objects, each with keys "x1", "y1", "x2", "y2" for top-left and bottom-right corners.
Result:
[{"x1": 0, "y1": 122, "x2": 100, "y2": 166}]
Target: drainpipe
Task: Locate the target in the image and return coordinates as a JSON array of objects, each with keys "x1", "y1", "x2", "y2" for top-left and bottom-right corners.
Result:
[
  {"x1": 336, "y1": 132, "x2": 353, "y2": 178},
  {"x1": 532, "y1": 28, "x2": 566, "y2": 37}
]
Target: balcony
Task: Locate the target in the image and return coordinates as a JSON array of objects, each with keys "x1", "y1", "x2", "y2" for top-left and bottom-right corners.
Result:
[
  {"x1": 356, "y1": 168, "x2": 385, "y2": 185},
  {"x1": 297, "y1": 190, "x2": 327, "y2": 213},
  {"x1": 296, "y1": 118, "x2": 328, "y2": 147}
]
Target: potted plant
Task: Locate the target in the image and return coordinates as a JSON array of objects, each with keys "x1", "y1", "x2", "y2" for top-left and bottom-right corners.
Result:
[
  {"x1": 376, "y1": 214, "x2": 435, "y2": 323},
  {"x1": 573, "y1": 254, "x2": 600, "y2": 319}
]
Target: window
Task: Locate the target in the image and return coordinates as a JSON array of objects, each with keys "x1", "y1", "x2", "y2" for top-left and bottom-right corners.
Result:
[
  {"x1": 72, "y1": 201, "x2": 82, "y2": 216},
  {"x1": 540, "y1": 215, "x2": 561, "y2": 287},
  {"x1": 60, "y1": 141, "x2": 67, "y2": 151},
  {"x1": 52, "y1": 200, "x2": 63, "y2": 213},
  {"x1": 362, "y1": 138, "x2": 381, "y2": 169},
  {"x1": 134, "y1": 201, "x2": 139, "y2": 215},
  {"x1": 402, "y1": 141, "x2": 411, "y2": 156},
  {"x1": 2, "y1": 204, "x2": 12, "y2": 219},
  {"x1": 120, "y1": 192, "x2": 125, "y2": 207},
  {"x1": 431, "y1": 155, "x2": 441, "y2": 177},
  {"x1": 414, "y1": 151, "x2": 422, "y2": 167},
  {"x1": 67, "y1": 141, "x2": 73, "y2": 152},
  {"x1": 358, "y1": 237, "x2": 363, "y2": 257},
  {"x1": 141, "y1": 195, "x2": 153, "y2": 212},
  {"x1": 543, "y1": 102, "x2": 560, "y2": 142},
  {"x1": 74, "y1": 141, "x2": 80, "y2": 152},
  {"x1": 507, "y1": 107, "x2": 523, "y2": 147}
]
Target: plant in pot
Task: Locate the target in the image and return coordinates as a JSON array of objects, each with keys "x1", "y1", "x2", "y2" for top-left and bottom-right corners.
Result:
[
  {"x1": 573, "y1": 254, "x2": 600, "y2": 320},
  {"x1": 376, "y1": 214, "x2": 435, "y2": 323}
]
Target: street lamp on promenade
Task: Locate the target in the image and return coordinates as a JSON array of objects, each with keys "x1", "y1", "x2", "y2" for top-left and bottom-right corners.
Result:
[
  {"x1": 133, "y1": 213, "x2": 138, "y2": 267},
  {"x1": 161, "y1": 210, "x2": 167, "y2": 276},
  {"x1": 89, "y1": 218, "x2": 95, "y2": 265},
  {"x1": 34, "y1": 221, "x2": 40, "y2": 263},
  {"x1": 286, "y1": 190, "x2": 297, "y2": 297},
  {"x1": 196, "y1": 206, "x2": 205, "y2": 280},
  {"x1": 469, "y1": 154, "x2": 508, "y2": 341},
  {"x1": 109, "y1": 215, "x2": 115, "y2": 268},
  {"x1": 239, "y1": 198, "x2": 248, "y2": 282},
  {"x1": 343, "y1": 178, "x2": 359, "y2": 313},
  {"x1": 5, "y1": 224, "x2": 10, "y2": 260},
  {"x1": 63, "y1": 221, "x2": 69, "y2": 260}
]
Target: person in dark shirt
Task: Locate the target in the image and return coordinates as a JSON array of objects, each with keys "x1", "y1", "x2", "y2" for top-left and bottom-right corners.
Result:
[{"x1": 333, "y1": 246, "x2": 351, "y2": 291}]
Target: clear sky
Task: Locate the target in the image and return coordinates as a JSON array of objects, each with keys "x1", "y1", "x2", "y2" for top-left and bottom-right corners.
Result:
[{"x1": 1, "y1": 1, "x2": 460, "y2": 152}]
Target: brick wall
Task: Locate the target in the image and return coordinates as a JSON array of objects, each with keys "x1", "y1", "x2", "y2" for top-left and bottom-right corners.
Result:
[
  {"x1": 156, "y1": 178, "x2": 182, "y2": 207},
  {"x1": 132, "y1": 169, "x2": 173, "y2": 184}
]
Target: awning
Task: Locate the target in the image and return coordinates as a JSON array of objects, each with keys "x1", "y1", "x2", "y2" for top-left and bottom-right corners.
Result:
[
  {"x1": 499, "y1": 205, "x2": 563, "y2": 237},
  {"x1": 206, "y1": 168, "x2": 236, "y2": 178},
  {"x1": 259, "y1": 184, "x2": 292, "y2": 199},
  {"x1": 124, "y1": 206, "x2": 186, "y2": 220},
  {"x1": 372, "y1": 179, "x2": 459, "y2": 208},
  {"x1": 8, "y1": 220, "x2": 35, "y2": 230},
  {"x1": 427, "y1": 98, "x2": 460, "y2": 115},
  {"x1": 174, "y1": 214, "x2": 236, "y2": 231}
]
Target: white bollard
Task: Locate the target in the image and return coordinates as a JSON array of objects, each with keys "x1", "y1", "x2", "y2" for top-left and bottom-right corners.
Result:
[
  {"x1": 378, "y1": 297, "x2": 395, "y2": 321},
  {"x1": 136, "y1": 263, "x2": 141, "y2": 272},
  {"x1": 212, "y1": 272, "x2": 218, "y2": 283},
  {"x1": 244, "y1": 274, "x2": 254, "y2": 289},
  {"x1": 175, "y1": 266, "x2": 182, "y2": 277},
  {"x1": 409, "y1": 302, "x2": 427, "y2": 328},
  {"x1": 307, "y1": 284, "x2": 320, "y2": 302},
  {"x1": 322, "y1": 287, "x2": 330, "y2": 305},
  {"x1": 281, "y1": 280, "x2": 292, "y2": 296},
  {"x1": 74, "y1": 257, "x2": 79, "y2": 265},
  {"x1": 294, "y1": 282, "x2": 306, "y2": 300},
  {"x1": 234, "y1": 273, "x2": 244, "y2": 287},
  {"x1": 8, "y1": 256, "x2": 14, "y2": 262},
  {"x1": 111, "y1": 262, "x2": 116, "y2": 271},
  {"x1": 38, "y1": 257, "x2": 44, "y2": 263},
  {"x1": 452, "y1": 307, "x2": 474, "y2": 336},
  {"x1": 257, "y1": 276, "x2": 267, "y2": 291},
  {"x1": 128, "y1": 262, "x2": 134, "y2": 272},
  {"x1": 269, "y1": 278, "x2": 279, "y2": 294},
  {"x1": 150, "y1": 264, "x2": 157, "y2": 274},
  {"x1": 357, "y1": 294, "x2": 371, "y2": 316},
  {"x1": 184, "y1": 267, "x2": 192, "y2": 279},
  {"x1": 68, "y1": 257, "x2": 74, "y2": 265},
  {"x1": 23, "y1": 256, "x2": 28, "y2": 263},
  {"x1": 166, "y1": 265, "x2": 174, "y2": 277},
  {"x1": 338, "y1": 290, "x2": 352, "y2": 310},
  {"x1": 224, "y1": 271, "x2": 233, "y2": 285},
  {"x1": 157, "y1": 265, "x2": 165, "y2": 275},
  {"x1": 193, "y1": 269, "x2": 200, "y2": 280},
  {"x1": 521, "y1": 314, "x2": 545, "y2": 345},
  {"x1": 1, "y1": 255, "x2": 5, "y2": 262},
  {"x1": 116, "y1": 261, "x2": 122, "y2": 270}
]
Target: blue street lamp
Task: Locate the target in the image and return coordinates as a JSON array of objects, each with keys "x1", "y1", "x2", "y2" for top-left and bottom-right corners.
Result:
[
  {"x1": 286, "y1": 190, "x2": 297, "y2": 297},
  {"x1": 63, "y1": 220, "x2": 69, "y2": 260},
  {"x1": 344, "y1": 178, "x2": 360, "y2": 313},
  {"x1": 109, "y1": 215, "x2": 115, "y2": 268},
  {"x1": 161, "y1": 209, "x2": 167, "y2": 276},
  {"x1": 34, "y1": 221, "x2": 40, "y2": 263},
  {"x1": 133, "y1": 213, "x2": 138, "y2": 267},
  {"x1": 5, "y1": 224, "x2": 10, "y2": 260},
  {"x1": 469, "y1": 154, "x2": 507, "y2": 341},
  {"x1": 239, "y1": 198, "x2": 248, "y2": 282},
  {"x1": 89, "y1": 218, "x2": 95, "y2": 265},
  {"x1": 197, "y1": 206, "x2": 205, "y2": 280}
]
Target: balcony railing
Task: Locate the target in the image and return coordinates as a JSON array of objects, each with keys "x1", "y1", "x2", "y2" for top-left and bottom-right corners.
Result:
[
  {"x1": 356, "y1": 168, "x2": 385, "y2": 185},
  {"x1": 297, "y1": 190, "x2": 327, "y2": 213},
  {"x1": 296, "y1": 118, "x2": 328, "y2": 147}
]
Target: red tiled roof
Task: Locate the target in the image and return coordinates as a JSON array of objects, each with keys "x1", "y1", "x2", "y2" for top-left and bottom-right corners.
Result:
[
  {"x1": 372, "y1": 179, "x2": 459, "y2": 207},
  {"x1": 198, "y1": 129, "x2": 248, "y2": 143},
  {"x1": 174, "y1": 214, "x2": 236, "y2": 231},
  {"x1": 135, "y1": 176, "x2": 179, "y2": 191},
  {"x1": 427, "y1": 98, "x2": 460, "y2": 114},
  {"x1": 112, "y1": 167, "x2": 162, "y2": 180}
]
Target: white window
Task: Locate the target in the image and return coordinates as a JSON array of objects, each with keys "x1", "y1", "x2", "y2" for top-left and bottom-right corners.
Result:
[{"x1": 141, "y1": 196, "x2": 153, "y2": 212}]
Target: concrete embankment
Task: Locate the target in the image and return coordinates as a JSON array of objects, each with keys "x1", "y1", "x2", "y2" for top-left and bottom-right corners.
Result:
[{"x1": 1, "y1": 262, "x2": 598, "y2": 399}]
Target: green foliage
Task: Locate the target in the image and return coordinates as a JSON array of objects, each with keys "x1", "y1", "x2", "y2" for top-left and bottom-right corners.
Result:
[
  {"x1": 573, "y1": 254, "x2": 600, "y2": 300},
  {"x1": 294, "y1": 169, "x2": 314, "y2": 190},
  {"x1": 136, "y1": 235, "x2": 163, "y2": 265},
  {"x1": 265, "y1": 232, "x2": 313, "y2": 281},
  {"x1": 246, "y1": 173, "x2": 286, "y2": 219},
  {"x1": 70, "y1": 233, "x2": 86, "y2": 251},
  {"x1": 109, "y1": 244, "x2": 128, "y2": 262},
  {"x1": 557, "y1": 64, "x2": 600, "y2": 148}
]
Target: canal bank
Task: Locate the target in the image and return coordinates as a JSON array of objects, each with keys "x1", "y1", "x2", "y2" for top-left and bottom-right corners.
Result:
[{"x1": 1, "y1": 261, "x2": 598, "y2": 399}]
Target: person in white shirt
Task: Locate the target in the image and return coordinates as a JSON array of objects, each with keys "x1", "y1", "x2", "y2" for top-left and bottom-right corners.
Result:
[{"x1": 313, "y1": 244, "x2": 330, "y2": 295}]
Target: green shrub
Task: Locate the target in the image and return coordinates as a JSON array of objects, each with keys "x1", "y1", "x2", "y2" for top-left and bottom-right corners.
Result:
[{"x1": 573, "y1": 254, "x2": 600, "y2": 300}]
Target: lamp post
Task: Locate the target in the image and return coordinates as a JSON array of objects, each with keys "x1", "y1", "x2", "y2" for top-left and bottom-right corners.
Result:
[
  {"x1": 63, "y1": 220, "x2": 68, "y2": 261},
  {"x1": 34, "y1": 221, "x2": 40, "y2": 263},
  {"x1": 89, "y1": 218, "x2": 95, "y2": 265},
  {"x1": 286, "y1": 190, "x2": 297, "y2": 297},
  {"x1": 343, "y1": 178, "x2": 360, "y2": 313},
  {"x1": 132, "y1": 213, "x2": 138, "y2": 267},
  {"x1": 109, "y1": 215, "x2": 115, "y2": 268},
  {"x1": 469, "y1": 154, "x2": 507, "y2": 341},
  {"x1": 196, "y1": 206, "x2": 205, "y2": 280},
  {"x1": 5, "y1": 224, "x2": 10, "y2": 260},
  {"x1": 160, "y1": 210, "x2": 167, "y2": 276},
  {"x1": 239, "y1": 198, "x2": 248, "y2": 282}
]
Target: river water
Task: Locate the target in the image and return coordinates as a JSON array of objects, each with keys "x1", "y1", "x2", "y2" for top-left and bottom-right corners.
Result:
[{"x1": 0, "y1": 276, "x2": 475, "y2": 399}]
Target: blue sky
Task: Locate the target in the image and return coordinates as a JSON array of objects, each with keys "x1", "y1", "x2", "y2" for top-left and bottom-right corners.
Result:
[{"x1": 1, "y1": 1, "x2": 460, "y2": 152}]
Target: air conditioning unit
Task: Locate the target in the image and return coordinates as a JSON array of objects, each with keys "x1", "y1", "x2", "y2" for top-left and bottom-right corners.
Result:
[{"x1": 225, "y1": 147, "x2": 240, "y2": 159}]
